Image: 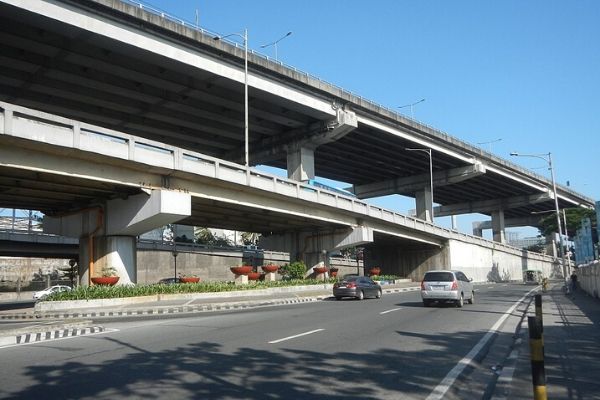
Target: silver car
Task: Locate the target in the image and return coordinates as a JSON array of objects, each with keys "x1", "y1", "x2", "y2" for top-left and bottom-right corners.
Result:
[{"x1": 420, "y1": 270, "x2": 474, "y2": 307}]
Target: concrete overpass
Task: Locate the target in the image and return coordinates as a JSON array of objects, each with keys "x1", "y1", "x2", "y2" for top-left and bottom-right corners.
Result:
[{"x1": 0, "y1": 0, "x2": 594, "y2": 284}]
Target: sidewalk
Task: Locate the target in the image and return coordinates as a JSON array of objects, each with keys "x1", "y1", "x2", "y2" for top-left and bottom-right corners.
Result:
[{"x1": 492, "y1": 283, "x2": 600, "y2": 400}]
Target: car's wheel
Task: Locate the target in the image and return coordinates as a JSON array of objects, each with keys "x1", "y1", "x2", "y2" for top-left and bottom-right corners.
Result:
[
  {"x1": 457, "y1": 294, "x2": 464, "y2": 308},
  {"x1": 357, "y1": 290, "x2": 364, "y2": 300},
  {"x1": 376, "y1": 289, "x2": 382, "y2": 299},
  {"x1": 335, "y1": 296, "x2": 342, "y2": 301},
  {"x1": 468, "y1": 291, "x2": 475, "y2": 304}
]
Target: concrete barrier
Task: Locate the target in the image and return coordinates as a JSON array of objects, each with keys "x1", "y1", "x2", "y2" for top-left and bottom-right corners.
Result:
[{"x1": 577, "y1": 261, "x2": 600, "y2": 298}]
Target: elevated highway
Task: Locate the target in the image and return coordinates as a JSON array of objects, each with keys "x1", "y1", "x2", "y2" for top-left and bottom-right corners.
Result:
[{"x1": 0, "y1": 0, "x2": 594, "y2": 284}]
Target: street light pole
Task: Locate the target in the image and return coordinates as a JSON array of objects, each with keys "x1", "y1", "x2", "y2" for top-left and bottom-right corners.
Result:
[
  {"x1": 260, "y1": 31, "x2": 292, "y2": 61},
  {"x1": 405, "y1": 147, "x2": 434, "y2": 222},
  {"x1": 511, "y1": 152, "x2": 567, "y2": 282},
  {"x1": 398, "y1": 98, "x2": 425, "y2": 119},
  {"x1": 477, "y1": 138, "x2": 502, "y2": 153},
  {"x1": 214, "y1": 29, "x2": 249, "y2": 167}
]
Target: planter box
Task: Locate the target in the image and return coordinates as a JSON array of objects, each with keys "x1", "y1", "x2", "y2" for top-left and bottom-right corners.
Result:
[
  {"x1": 180, "y1": 277, "x2": 200, "y2": 283},
  {"x1": 91, "y1": 276, "x2": 119, "y2": 286}
]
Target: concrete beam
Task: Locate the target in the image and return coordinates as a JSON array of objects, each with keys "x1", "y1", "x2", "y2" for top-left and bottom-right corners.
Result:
[
  {"x1": 352, "y1": 163, "x2": 486, "y2": 199},
  {"x1": 472, "y1": 216, "x2": 543, "y2": 231},
  {"x1": 251, "y1": 108, "x2": 357, "y2": 166},
  {"x1": 44, "y1": 189, "x2": 191, "y2": 237},
  {"x1": 434, "y1": 192, "x2": 552, "y2": 217},
  {"x1": 106, "y1": 190, "x2": 191, "y2": 236}
]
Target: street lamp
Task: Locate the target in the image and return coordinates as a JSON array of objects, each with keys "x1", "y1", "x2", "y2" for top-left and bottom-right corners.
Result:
[
  {"x1": 477, "y1": 138, "x2": 502, "y2": 153},
  {"x1": 511, "y1": 151, "x2": 567, "y2": 282},
  {"x1": 172, "y1": 250, "x2": 178, "y2": 280},
  {"x1": 214, "y1": 29, "x2": 249, "y2": 167},
  {"x1": 405, "y1": 147, "x2": 434, "y2": 222},
  {"x1": 398, "y1": 98, "x2": 425, "y2": 119},
  {"x1": 260, "y1": 31, "x2": 292, "y2": 61}
]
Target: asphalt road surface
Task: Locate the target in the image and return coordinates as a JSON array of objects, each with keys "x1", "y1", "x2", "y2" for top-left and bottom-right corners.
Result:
[{"x1": 0, "y1": 283, "x2": 535, "y2": 400}]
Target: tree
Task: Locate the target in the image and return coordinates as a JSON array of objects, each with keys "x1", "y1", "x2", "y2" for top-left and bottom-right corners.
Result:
[{"x1": 537, "y1": 208, "x2": 596, "y2": 238}]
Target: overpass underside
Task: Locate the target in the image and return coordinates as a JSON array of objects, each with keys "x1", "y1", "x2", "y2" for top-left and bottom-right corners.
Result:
[{"x1": 364, "y1": 232, "x2": 448, "y2": 281}]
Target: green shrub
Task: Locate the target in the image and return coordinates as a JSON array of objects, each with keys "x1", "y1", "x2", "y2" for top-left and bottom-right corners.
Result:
[
  {"x1": 43, "y1": 277, "x2": 337, "y2": 301},
  {"x1": 279, "y1": 261, "x2": 307, "y2": 280}
]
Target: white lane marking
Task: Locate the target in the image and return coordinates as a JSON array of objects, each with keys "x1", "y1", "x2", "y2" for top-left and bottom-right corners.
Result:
[
  {"x1": 487, "y1": 286, "x2": 494, "y2": 289},
  {"x1": 426, "y1": 287, "x2": 537, "y2": 400},
  {"x1": 0, "y1": 328, "x2": 120, "y2": 349},
  {"x1": 268, "y1": 329, "x2": 325, "y2": 344},
  {"x1": 380, "y1": 308, "x2": 402, "y2": 315}
]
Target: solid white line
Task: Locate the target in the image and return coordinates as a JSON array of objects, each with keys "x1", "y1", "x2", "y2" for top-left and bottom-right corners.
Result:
[
  {"x1": 425, "y1": 287, "x2": 537, "y2": 400},
  {"x1": 487, "y1": 286, "x2": 494, "y2": 289},
  {"x1": 268, "y1": 329, "x2": 325, "y2": 344},
  {"x1": 380, "y1": 308, "x2": 402, "y2": 315}
]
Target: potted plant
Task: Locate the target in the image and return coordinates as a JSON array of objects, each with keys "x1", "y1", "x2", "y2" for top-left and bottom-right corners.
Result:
[
  {"x1": 329, "y1": 267, "x2": 339, "y2": 278},
  {"x1": 91, "y1": 266, "x2": 120, "y2": 286},
  {"x1": 368, "y1": 267, "x2": 381, "y2": 276},
  {"x1": 261, "y1": 264, "x2": 279, "y2": 273},
  {"x1": 179, "y1": 273, "x2": 200, "y2": 283},
  {"x1": 314, "y1": 266, "x2": 328, "y2": 274},
  {"x1": 247, "y1": 271, "x2": 262, "y2": 280},
  {"x1": 230, "y1": 265, "x2": 253, "y2": 275}
]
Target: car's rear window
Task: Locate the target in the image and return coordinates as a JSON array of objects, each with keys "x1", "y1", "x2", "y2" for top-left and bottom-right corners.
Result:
[{"x1": 423, "y1": 272, "x2": 454, "y2": 282}]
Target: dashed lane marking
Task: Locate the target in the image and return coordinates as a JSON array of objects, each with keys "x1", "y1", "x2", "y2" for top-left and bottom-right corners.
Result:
[{"x1": 268, "y1": 329, "x2": 325, "y2": 344}]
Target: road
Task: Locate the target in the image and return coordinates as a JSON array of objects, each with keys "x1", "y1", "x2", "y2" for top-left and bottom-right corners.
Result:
[{"x1": 0, "y1": 283, "x2": 535, "y2": 400}]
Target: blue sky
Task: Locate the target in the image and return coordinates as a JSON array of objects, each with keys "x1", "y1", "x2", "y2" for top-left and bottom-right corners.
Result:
[{"x1": 141, "y1": 0, "x2": 599, "y2": 238}]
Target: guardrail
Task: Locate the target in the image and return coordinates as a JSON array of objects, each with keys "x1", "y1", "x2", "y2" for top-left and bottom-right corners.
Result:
[{"x1": 0, "y1": 101, "x2": 557, "y2": 260}]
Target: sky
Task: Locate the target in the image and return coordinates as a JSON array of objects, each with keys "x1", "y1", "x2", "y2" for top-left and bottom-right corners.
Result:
[{"x1": 134, "y1": 0, "x2": 600, "y2": 238}]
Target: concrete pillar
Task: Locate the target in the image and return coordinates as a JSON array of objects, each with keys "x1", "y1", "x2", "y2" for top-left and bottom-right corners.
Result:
[
  {"x1": 287, "y1": 146, "x2": 315, "y2": 182},
  {"x1": 415, "y1": 186, "x2": 433, "y2": 222},
  {"x1": 491, "y1": 209, "x2": 506, "y2": 243},
  {"x1": 79, "y1": 235, "x2": 136, "y2": 285}
]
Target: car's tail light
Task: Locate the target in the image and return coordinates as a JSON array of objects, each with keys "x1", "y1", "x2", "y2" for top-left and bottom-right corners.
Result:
[
  {"x1": 450, "y1": 280, "x2": 458, "y2": 290},
  {"x1": 333, "y1": 283, "x2": 339, "y2": 288},
  {"x1": 420, "y1": 280, "x2": 425, "y2": 290}
]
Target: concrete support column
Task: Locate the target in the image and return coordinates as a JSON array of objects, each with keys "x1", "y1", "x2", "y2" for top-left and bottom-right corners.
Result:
[
  {"x1": 79, "y1": 235, "x2": 136, "y2": 285},
  {"x1": 415, "y1": 186, "x2": 433, "y2": 222},
  {"x1": 491, "y1": 209, "x2": 506, "y2": 243},
  {"x1": 287, "y1": 146, "x2": 315, "y2": 182}
]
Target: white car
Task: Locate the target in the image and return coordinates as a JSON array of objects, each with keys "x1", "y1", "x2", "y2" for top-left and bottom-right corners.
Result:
[
  {"x1": 33, "y1": 285, "x2": 72, "y2": 300},
  {"x1": 421, "y1": 270, "x2": 474, "y2": 307}
]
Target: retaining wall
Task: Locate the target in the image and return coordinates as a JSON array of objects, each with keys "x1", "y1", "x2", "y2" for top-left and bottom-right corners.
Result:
[{"x1": 578, "y1": 261, "x2": 600, "y2": 298}]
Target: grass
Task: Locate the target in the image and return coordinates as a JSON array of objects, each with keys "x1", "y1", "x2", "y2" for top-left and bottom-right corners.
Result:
[{"x1": 44, "y1": 278, "x2": 338, "y2": 301}]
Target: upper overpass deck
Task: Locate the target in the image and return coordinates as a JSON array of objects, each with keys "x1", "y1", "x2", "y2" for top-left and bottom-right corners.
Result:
[{"x1": 0, "y1": 0, "x2": 594, "y2": 224}]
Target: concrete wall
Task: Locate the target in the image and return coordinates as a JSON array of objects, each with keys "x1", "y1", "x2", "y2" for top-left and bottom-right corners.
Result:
[
  {"x1": 448, "y1": 240, "x2": 559, "y2": 282},
  {"x1": 136, "y1": 249, "x2": 290, "y2": 284},
  {"x1": 578, "y1": 261, "x2": 600, "y2": 298}
]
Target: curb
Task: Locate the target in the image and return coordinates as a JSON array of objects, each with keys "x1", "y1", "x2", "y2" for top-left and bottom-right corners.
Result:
[{"x1": 0, "y1": 320, "x2": 100, "y2": 347}]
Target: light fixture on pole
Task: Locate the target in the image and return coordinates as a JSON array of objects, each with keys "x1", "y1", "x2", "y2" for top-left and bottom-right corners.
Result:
[
  {"x1": 511, "y1": 152, "x2": 567, "y2": 281},
  {"x1": 477, "y1": 138, "x2": 502, "y2": 153},
  {"x1": 398, "y1": 98, "x2": 425, "y2": 119},
  {"x1": 405, "y1": 147, "x2": 434, "y2": 222},
  {"x1": 214, "y1": 29, "x2": 249, "y2": 167},
  {"x1": 260, "y1": 31, "x2": 292, "y2": 61}
]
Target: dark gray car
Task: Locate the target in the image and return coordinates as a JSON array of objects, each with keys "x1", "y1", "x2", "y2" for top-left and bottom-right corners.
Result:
[
  {"x1": 333, "y1": 276, "x2": 382, "y2": 300},
  {"x1": 420, "y1": 270, "x2": 474, "y2": 307}
]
